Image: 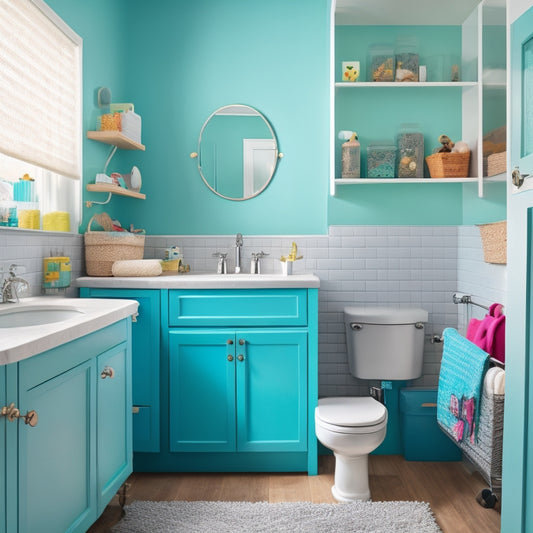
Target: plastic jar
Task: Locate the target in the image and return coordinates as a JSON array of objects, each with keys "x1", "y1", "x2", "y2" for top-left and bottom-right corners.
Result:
[
  {"x1": 397, "y1": 124, "x2": 424, "y2": 178},
  {"x1": 369, "y1": 45, "x2": 394, "y2": 82},
  {"x1": 367, "y1": 144, "x2": 397, "y2": 178}
]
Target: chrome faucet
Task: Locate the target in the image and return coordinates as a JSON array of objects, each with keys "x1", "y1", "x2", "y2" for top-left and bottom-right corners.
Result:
[
  {"x1": 250, "y1": 251, "x2": 269, "y2": 274},
  {"x1": 234, "y1": 233, "x2": 243, "y2": 273},
  {"x1": 2, "y1": 264, "x2": 30, "y2": 303},
  {"x1": 212, "y1": 252, "x2": 228, "y2": 274}
]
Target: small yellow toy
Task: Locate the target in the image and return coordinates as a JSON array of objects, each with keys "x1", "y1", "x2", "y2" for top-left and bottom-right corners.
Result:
[{"x1": 280, "y1": 242, "x2": 303, "y2": 262}]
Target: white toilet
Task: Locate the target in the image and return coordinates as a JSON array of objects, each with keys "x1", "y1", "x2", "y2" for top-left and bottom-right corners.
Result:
[{"x1": 315, "y1": 306, "x2": 428, "y2": 502}]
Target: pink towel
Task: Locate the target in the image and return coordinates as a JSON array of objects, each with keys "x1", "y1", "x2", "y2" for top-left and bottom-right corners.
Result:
[{"x1": 466, "y1": 303, "x2": 505, "y2": 363}]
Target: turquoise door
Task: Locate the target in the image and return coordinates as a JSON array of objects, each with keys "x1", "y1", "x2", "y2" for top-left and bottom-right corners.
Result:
[
  {"x1": 0, "y1": 366, "x2": 5, "y2": 533},
  {"x1": 17, "y1": 360, "x2": 96, "y2": 533},
  {"x1": 169, "y1": 330, "x2": 236, "y2": 452},
  {"x1": 502, "y1": 5, "x2": 533, "y2": 532},
  {"x1": 236, "y1": 329, "x2": 307, "y2": 452},
  {"x1": 96, "y1": 343, "x2": 132, "y2": 514},
  {"x1": 80, "y1": 288, "x2": 160, "y2": 453}
]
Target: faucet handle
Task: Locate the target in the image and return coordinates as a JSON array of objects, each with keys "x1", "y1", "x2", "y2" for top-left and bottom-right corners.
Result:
[
  {"x1": 250, "y1": 251, "x2": 269, "y2": 274},
  {"x1": 212, "y1": 252, "x2": 228, "y2": 274},
  {"x1": 8, "y1": 264, "x2": 26, "y2": 276}
]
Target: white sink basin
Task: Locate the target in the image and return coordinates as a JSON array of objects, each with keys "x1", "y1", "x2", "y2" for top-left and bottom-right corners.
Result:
[
  {"x1": 0, "y1": 297, "x2": 139, "y2": 365},
  {"x1": 0, "y1": 305, "x2": 85, "y2": 328}
]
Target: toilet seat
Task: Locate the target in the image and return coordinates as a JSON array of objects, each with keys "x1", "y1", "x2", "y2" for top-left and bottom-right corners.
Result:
[{"x1": 315, "y1": 397, "x2": 387, "y2": 435}]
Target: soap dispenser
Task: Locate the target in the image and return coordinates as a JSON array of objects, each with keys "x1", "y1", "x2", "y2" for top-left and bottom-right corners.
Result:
[{"x1": 340, "y1": 131, "x2": 360, "y2": 179}]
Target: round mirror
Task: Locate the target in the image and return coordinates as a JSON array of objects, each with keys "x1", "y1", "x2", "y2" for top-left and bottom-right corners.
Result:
[{"x1": 196, "y1": 105, "x2": 280, "y2": 201}]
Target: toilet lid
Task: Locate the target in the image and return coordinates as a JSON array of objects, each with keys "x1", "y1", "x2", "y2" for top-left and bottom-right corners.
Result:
[{"x1": 316, "y1": 397, "x2": 387, "y2": 427}]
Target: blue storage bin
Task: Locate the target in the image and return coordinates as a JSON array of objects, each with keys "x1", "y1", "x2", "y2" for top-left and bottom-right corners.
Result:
[{"x1": 400, "y1": 387, "x2": 462, "y2": 461}]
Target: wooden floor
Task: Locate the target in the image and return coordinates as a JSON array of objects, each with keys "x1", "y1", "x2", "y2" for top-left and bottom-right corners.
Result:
[{"x1": 89, "y1": 455, "x2": 500, "y2": 533}]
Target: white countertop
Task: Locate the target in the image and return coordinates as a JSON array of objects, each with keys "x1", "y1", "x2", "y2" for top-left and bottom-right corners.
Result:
[
  {"x1": 0, "y1": 297, "x2": 138, "y2": 365},
  {"x1": 76, "y1": 273, "x2": 320, "y2": 289}
]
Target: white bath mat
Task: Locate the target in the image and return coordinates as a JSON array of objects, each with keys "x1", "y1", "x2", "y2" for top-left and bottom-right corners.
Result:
[{"x1": 112, "y1": 499, "x2": 442, "y2": 532}]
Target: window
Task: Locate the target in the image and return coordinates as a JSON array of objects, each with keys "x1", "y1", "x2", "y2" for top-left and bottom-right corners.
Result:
[{"x1": 0, "y1": 0, "x2": 82, "y2": 232}]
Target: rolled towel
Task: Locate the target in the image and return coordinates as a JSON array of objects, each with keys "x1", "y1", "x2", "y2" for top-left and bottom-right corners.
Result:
[
  {"x1": 483, "y1": 367, "x2": 499, "y2": 396},
  {"x1": 494, "y1": 370, "x2": 505, "y2": 395},
  {"x1": 112, "y1": 259, "x2": 162, "y2": 277}
]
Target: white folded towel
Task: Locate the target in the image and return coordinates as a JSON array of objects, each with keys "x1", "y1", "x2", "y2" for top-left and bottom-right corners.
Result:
[{"x1": 483, "y1": 367, "x2": 505, "y2": 396}]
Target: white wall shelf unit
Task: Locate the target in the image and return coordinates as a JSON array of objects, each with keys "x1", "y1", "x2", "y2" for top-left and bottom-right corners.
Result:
[{"x1": 330, "y1": 0, "x2": 506, "y2": 199}]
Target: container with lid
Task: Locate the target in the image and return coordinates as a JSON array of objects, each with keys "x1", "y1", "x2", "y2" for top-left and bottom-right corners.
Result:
[
  {"x1": 395, "y1": 36, "x2": 419, "y2": 82},
  {"x1": 369, "y1": 45, "x2": 394, "y2": 82},
  {"x1": 397, "y1": 124, "x2": 425, "y2": 178},
  {"x1": 367, "y1": 144, "x2": 397, "y2": 178}
]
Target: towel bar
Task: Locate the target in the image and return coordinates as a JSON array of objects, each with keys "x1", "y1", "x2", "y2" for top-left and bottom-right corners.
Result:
[{"x1": 452, "y1": 293, "x2": 491, "y2": 311}]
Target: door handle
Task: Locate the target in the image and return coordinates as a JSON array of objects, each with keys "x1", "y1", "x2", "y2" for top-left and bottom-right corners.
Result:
[{"x1": 512, "y1": 166, "x2": 529, "y2": 188}]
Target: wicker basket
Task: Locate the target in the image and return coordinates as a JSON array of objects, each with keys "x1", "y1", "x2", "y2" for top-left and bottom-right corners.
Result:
[
  {"x1": 483, "y1": 151, "x2": 506, "y2": 177},
  {"x1": 161, "y1": 259, "x2": 181, "y2": 272},
  {"x1": 426, "y1": 151, "x2": 471, "y2": 178},
  {"x1": 477, "y1": 220, "x2": 507, "y2": 264},
  {"x1": 84, "y1": 213, "x2": 145, "y2": 276}
]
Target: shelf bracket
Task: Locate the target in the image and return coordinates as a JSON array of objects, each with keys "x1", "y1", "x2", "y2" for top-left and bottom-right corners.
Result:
[
  {"x1": 85, "y1": 192, "x2": 112, "y2": 208},
  {"x1": 103, "y1": 145, "x2": 118, "y2": 174}
]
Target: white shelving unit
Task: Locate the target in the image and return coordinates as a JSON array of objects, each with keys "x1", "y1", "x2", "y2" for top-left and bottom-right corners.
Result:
[{"x1": 329, "y1": 0, "x2": 506, "y2": 198}]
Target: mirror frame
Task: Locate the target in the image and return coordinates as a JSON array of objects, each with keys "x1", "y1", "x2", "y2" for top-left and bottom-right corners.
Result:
[{"x1": 196, "y1": 104, "x2": 280, "y2": 201}]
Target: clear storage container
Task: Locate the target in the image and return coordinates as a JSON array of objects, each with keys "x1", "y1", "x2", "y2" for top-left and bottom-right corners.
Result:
[
  {"x1": 369, "y1": 45, "x2": 394, "y2": 82},
  {"x1": 395, "y1": 37, "x2": 419, "y2": 82},
  {"x1": 397, "y1": 124, "x2": 424, "y2": 178},
  {"x1": 367, "y1": 144, "x2": 397, "y2": 178}
]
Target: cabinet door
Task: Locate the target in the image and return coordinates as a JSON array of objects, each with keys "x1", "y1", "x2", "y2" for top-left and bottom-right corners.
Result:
[
  {"x1": 236, "y1": 329, "x2": 308, "y2": 452},
  {"x1": 18, "y1": 359, "x2": 96, "y2": 533},
  {"x1": 169, "y1": 330, "x2": 236, "y2": 452},
  {"x1": 0, "y1": 366, "x2": 5, "y2": 533},
  {"x1": 97, "y1": 343, "x2": 132, "y2": 514},
  {"x1": 80, "y1": 288, "x2": 160, "y2": 452}
]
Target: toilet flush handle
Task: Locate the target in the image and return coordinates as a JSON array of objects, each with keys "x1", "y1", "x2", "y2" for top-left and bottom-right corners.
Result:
[{"x1": 350, "y1": 323, "x2": 363, "y2": 331}]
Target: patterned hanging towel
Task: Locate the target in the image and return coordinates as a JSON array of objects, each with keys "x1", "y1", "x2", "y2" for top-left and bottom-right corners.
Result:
[{"x1": 437, "y1": 328, "x2": 489, "y2": 443}]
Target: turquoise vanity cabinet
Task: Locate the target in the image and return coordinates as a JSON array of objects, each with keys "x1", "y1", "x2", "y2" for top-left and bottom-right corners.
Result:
[
  {"x1": 169, "y1": 329, "x2": 308, "y2": 454},
  {"x1": 79, "y1": 279, "x2": 319, "y2": 475},
  {"x1": 2, "y1": 319, "x2": 132, "y2": 533},
  {"x1": 79, "y1": 288, "x2": 161, "y2": 452}
]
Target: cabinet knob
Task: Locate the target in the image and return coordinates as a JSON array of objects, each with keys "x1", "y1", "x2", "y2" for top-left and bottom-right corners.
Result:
[
  {"x1": 227, "y1": 355, "x2": 234, "y2": 362},
  {"x1": 512, "y1": 166, "x2": 529, "y2": 188},
  {"x1": 237, "y1": 354, "x2": 244, "y2": 362},
  {"x1": 238, "y1": 339, "x2": 245, "y2": 346},
  {"x1": 100, "y1": 366, "x2": 115, "y2": 379},
  {"x1": 227, "y1": 339, "x2": 234, "y2": 345},
  {"x1": 0, "y1": 403, "x2": 38, "y2": 427}
]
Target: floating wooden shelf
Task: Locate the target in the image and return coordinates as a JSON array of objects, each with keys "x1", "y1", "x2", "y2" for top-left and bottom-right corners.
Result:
[
  {"x1": 86, "y1": 183, "x2": 146, "y2": 200},
  {"x1": 87, "y1": 131, "x2": 145, "y2": 150}
]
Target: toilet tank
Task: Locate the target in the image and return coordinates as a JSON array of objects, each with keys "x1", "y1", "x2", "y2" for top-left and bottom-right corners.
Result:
[{"x1": 344, "y1": 306, "x2": 428, "y2": 380}]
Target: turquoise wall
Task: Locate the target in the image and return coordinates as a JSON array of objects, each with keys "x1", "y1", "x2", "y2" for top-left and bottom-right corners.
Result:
[
  {"x1": 44, "y1": 1, "x2": 505, "y2": 233},
  {"x1": 115, "y1": 0, "x2": 330, "y2": 235}
]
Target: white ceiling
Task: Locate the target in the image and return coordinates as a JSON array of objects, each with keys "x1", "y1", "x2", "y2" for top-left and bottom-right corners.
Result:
[{"x1": 334, "y1": 0, "x2": 504, "y2": 26}]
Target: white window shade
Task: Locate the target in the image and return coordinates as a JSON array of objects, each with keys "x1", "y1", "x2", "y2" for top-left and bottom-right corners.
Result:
[{"x1": 0, "y1": 0, "x2": 82, "y2": 180}]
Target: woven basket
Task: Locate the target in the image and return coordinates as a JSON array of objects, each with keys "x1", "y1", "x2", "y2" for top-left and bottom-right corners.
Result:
[
  {"x1": 161, "y1": 259, "x2": 181, "y2": 272},
  {"x1": 477, "y1": 220, "x2": 507, "y2": 264},
  {"x1": 426, "y1": 151, "x2": 471, "y2": 178},
  {"x1": 483, "y1": 151, "x2": 506, "y2": 177},
  {"x1": 84, "y1": 213, "x2": 145, "y2": 276}
]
